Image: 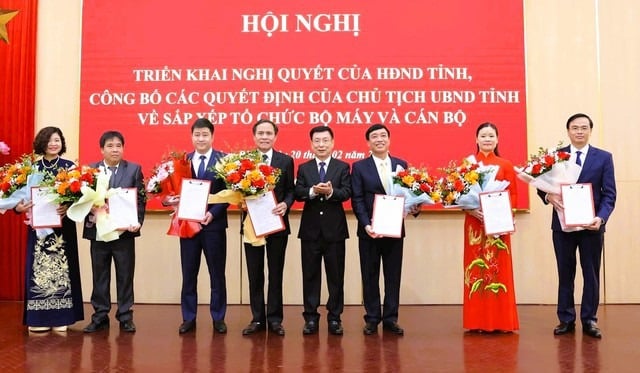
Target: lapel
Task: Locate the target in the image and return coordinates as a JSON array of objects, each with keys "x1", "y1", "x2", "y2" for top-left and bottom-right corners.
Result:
[
  {"x1": 113, "y1": 161, "x2": 125, "y2": 186},
  {"x1": 323, "y1": 158, "x2": 337, "y2": 182},
  {"x1": 366, "y1": 156, "x2": 386, "y2": 191}
]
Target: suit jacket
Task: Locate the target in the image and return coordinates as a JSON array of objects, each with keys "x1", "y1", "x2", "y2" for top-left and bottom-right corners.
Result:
[
  {"x1": 82, "y1": 160, "x2": 146, "y2": 240},
  {"x1": 537, "y1": 145, "x2": 616, "y2": 232},
  {"x1": 187, "y1": 150, "x2": 228, "y2": 231},
  {"x1": 351, "y1": 155, "x2": 408, "y2": 239},
  {"x1": 294, "y1": 158, "x2": 351, "y2": 241}
]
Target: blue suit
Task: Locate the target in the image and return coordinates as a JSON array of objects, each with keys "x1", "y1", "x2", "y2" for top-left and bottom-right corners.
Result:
[
  {"x1": 538, "y1": 145, "x2": 616, "y2": 324},
  {"x1": 180, "y1": 150, "x2": 229, "y2": 323},
  {"x1": 351, "y1": 155, "x2": 408, "y2": 325}
]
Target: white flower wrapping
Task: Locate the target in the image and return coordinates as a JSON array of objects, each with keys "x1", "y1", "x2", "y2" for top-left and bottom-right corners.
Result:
[
  {"x1": 446, "y1": 156, "x2": 510, "y2": 210},
  {"x1": 515, "y1": 156, "x2": 583, "y2": 232},
  {"x1": 66, "y1": 167, "x2": 121, "y2": 241},
  {"x1": 0, "y1": 172, "x2": 46, "y2": 213},
  {"x1": 390, "y1": 166, "x2": 436, "y2": 216}
]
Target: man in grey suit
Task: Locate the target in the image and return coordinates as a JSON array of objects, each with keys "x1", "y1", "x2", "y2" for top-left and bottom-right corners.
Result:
[
  {"x1": 295, "y1": 126, "x2": 351, "y2": 335},
  {"x1": 83, "y1": 130, "x2": 146, "y2": 333}
]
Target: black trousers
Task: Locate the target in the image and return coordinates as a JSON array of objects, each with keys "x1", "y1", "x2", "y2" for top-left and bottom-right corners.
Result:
[
  {"x1": 89, "y1": 237, "x2": 135, "y2": 323},
  {"x1": 244, "y1": 235, "x2": 288, "y2": 324},
  {"x1": 301, "y1": 238, "x2": 346, "y2": 323},
  {"x1": 358, "y1": 237, "x2": 403, "y2": 325}
]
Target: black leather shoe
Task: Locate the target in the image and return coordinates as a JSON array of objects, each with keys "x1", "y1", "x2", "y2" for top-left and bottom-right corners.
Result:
[
  {"x1": 269, "y1": 322, "x2": 285, "y2": 336},
  {"x1": 120, "y1": 320, "x2": 136, "y2": 333},
  {"x1": 363, "y1": 322, "x2": 378, "y2": 335},
  {"x1": 213, "y1": 320, "x2": 227, "y2": 334},
  {"x1": 383, "y1": 322, "x2": 404, "y2": 335},
  {"x1": 83, "y1": 320, "x2": 109, "y2": 333},
  {"x1": 179, "y1": 320, "x2": 196, "y2": 334},
  {"x1": 328, "y1": 321, "x2": 343, "y2": 335},
  {"x1": 582, "y1": 321, "x2": 602, "y2": 339},
  {"x1": 553, "y1": 322, "x2": 576, "y2": 335},
  {"x1": 242, "y1": 321, "x2": 266, "y2": 335},
  {"x1": 302, "y1": 321, "x2": 318, "y2": 335}
]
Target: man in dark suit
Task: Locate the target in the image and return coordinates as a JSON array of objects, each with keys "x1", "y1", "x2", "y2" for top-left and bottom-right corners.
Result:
[
  {"x1": 294, "y1": 126, "x2": 351, "y2": 336},
  {"x1": 351, "y1": 123, "x2": 419, "y2": 336},
  {"x1": 538, "y1": 113, "x2": 616, "y2": 339},
  {"x1": 174, "y1": 118, "x2": 229, "y2": 335},
  {"x1": 83, "y1": 130, "x2": 146, "y2": 333},
  {"x1": 241, "y1": 119, "x2": 294, "y2": 337}
]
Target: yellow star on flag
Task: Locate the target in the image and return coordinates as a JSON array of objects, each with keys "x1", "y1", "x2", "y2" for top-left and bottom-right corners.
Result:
[{"x1": 0, "y1": 9, "x2": 19, "y2": 44}]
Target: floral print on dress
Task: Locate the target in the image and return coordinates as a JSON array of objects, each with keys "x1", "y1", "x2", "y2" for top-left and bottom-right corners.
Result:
[{"x1": 27, "y1": 233, "x2": 73, "y2": 310}]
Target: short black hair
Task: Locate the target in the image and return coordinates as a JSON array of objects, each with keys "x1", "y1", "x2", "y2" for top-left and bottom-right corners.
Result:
[
  {"x1": 33, "y1": 126, "x2": 67, "y2": 156},
  {"x1": 309, "y1": 125, "x2": 333, "y2": 139},
  {"x1": 99, "y1": 130, "x2": 125, "y2": 148},
  {"x1": 365, "y1": 123, "x2": 390, "y2": 140},
  {"x1": 566, "y1": 113, "x2": 593, "y2": 129},
  {"x1": 252, "y1": 118, "x2": 278, "y2": 135},
  {"x1": 191, "y1": 118, "x2": 214, "y2": 134}
]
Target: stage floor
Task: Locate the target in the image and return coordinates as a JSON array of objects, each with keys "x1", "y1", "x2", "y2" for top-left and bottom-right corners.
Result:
[{"x1": 1, "y1": 303, "x2": 638, "y2": 372}]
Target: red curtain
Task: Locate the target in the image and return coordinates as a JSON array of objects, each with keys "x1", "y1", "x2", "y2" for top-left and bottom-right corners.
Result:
[{"x1": 0, "y1": 0, "x2": 37, "y2": 300}]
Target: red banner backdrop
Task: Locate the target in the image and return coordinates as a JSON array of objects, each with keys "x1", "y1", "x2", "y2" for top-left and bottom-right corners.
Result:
[
  {"x1": 80, "y1": 0, "x2": 528, "y2": 209},
  {"x1": 0, "y1": 0, "x2": 37, "y2": 300}
]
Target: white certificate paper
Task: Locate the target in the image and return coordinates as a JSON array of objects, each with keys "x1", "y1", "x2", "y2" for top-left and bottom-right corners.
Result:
[
  {"x1": 371, "y1": 194, "x2": 405, "y2": 238},
  {"x1": 177, "y1": 178, "x2": 211, "y2": 222},
  {"x1": 561, "y1": 183, "x2": 595, "y2": 226},
  {"x1": 30, "y1": 187, "x2": 61, "y2": 229},
  {"x1": 479, "y1": 191, "x2": 515, "y2": 235},
  {"x1": 245, "y1": 191, "x2": 285, "y2": 236},
  {"x1": 108, "y1": 188, "x2": 139, "y2": 229}
]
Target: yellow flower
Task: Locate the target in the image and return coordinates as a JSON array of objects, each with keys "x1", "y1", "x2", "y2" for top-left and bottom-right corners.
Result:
[
  {"x1": 401, "y1": 175, "x2": 415, "y2": 185},
  {"x1": 464, "y1": 171, "x2": 479, "y2": 184},
  {"x1": 239, "y1": 178, "x2": 251, "y2": 190}
]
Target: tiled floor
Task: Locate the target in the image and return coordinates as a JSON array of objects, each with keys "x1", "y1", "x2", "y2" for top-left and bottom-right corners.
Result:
[{"x1": 1, "y1": 303, "x2": 638, "y2": 372}]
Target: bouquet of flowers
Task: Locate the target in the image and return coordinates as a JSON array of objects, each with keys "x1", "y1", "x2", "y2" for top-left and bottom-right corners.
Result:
[
  {"x1": 210, "y1": 150, "x2": 282, "y2": 246},
  {"x1": 145, "y1": 150, "x2": 190, "y2": 195},
  {"x1": 434, "y1": 155, "x2": 509, "y2": 209},
  {"x1": 390, "y1": 166, "x2": 437, "y2": 215},
  {"x1": 46, "y1": 165, "x2": 101, "y2": 204},
  {"x1": 0, "y1": 141, "x2": 9, "y2": 155},
  {"x1": 515, "y1": 143, "x2": 582, "y2": 232},
  {"x1": 213, "y1": 150, "x2": 281, "y2": 196},
  {"x1": 514, "y1": 143, "x2": 575, "y2": 191},
  {"x1": 43, "y1": 164, "x2": 120, "y2": 241},
  {"x1": 146, "y1": 150, "x2": 201, "y2": 239},
  {"x1": 0, "y1": 153, "x2": 45, "y2": 213}
]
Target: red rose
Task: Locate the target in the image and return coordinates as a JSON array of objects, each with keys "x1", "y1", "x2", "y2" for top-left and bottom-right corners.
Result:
[
  {"x1": 69, "y1": 180, "x2": 82, "y2": 193},
  {"x1": 557, "y1": 151, "x2": 570, "y2": 160},
  {"x1": 252, "y1": 179, "x2": 266, "y2": 189},
  {"x1": 259, "y1": 164, "x2": 272, "y2": 176},
  {"x1": 531, "y1": 164, "x2": 542, "y2": 175},
  {"x1": 226, "y1": 172, "x2": 242, "y2": 184},
  {"x1": 0, "y1": 182, "x2": 10, "y2": 192},
  {"x1": 543, "y1": 155, "x2": 554, "y2": 167},
  {"x1": 454, "y1": 179, "x2": 465, "y2": 192}
]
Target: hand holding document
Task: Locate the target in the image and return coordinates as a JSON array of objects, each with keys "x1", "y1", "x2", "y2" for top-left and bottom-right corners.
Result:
[
  {"x1": 108, "y1": 188, "x2": 139, "y2": 229},
  {"x1": 244, "y1": 191, "x2": 285, "y2": 237},
  {"x1": 561, "y1": 183, "x2": 595, "y2": 227},
  {"x1": 177, "y1": 178, "x2": 211, "y2": 222},
  {"x1": 371, "y1": 194, "x2": 405, "y2": 238},
  {"x1": 479, "y1": 191, "x2": 515, "y2": 236},
  {"x1": 30, "y1": 187, "x2": 61, "y2": 229}
]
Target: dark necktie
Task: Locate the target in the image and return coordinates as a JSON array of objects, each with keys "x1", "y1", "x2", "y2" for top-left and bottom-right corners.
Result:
[
  {"x1": 575, "y1": 150, "x2": 582, "y2": 166},
  {"x1": 319, "y1": 161, "x2": 326, "y2": 182},
  {"x1": 197, "y1": 155, "x2": 206, "y2": 178},
  {"x1": 262, "y1": 153, "x2": 268, "y2": 163},
  {"x1": 108, "y1": 166, "x2": 117, "y2": 188}
]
